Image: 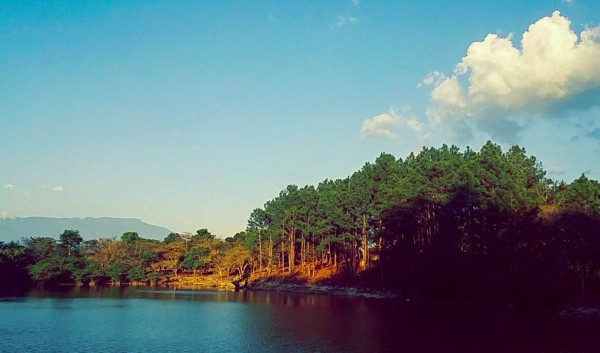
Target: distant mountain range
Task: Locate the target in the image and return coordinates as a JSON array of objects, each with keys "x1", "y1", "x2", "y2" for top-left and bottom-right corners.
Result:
[{"x1": 0, "y1": 217, "x2": 172, "y2": 242}]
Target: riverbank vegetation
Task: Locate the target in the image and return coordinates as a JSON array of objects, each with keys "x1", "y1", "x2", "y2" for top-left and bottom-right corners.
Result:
[{"x1": 1, "y1": 142, "x2": 599, "y2": 308}]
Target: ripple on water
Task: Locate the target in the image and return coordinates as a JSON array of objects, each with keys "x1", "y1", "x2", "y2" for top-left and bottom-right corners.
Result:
[{"x1": 1, "y1": 288, "x2": 600, "y2": 353}]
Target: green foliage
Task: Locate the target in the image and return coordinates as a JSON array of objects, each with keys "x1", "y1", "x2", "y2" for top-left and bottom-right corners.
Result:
[
  {"x1": 59, "y1": 229, "x2": 83, "y2": 256},
  {"x1": 558, "y1": 174, "x2": 600, "y2": 214},
  {"x1": 141, "y1": 248, "x2": 158, "y2": 266},
  {"x1": 163, "y1": 233, "x2": 181, "y2": 244},
  {"x1": 215, "y1": 244, "x2": 251, "y2": 279},
  {"x1": 81, "y1": 239, "x2": 100, "y2": 257},
  {"x1": 27, "y1": 246, "x2": 88, "y2": 285},
  {"x1": 72, "y1": 261, "x2": 98, "y2": 284},
  {"x1": 181, "y1": 246, "x2": 210, "y2": 272},
  {"x1": 128, "y1": 266, "x2": 146, "y2": 283},
  {"x1": 193, "y1": 228, "x2": 215, "y2": 240},
  {"x1": 244, "y1": 141, "x2": 600, "y2": 304},
  {"x1": 23, "y1": 237, "x2": 56, "y2": 261},
  {"x1": 105, "y1": 261, "x2": 129, "y2": 283},
  {"x1": 0, "y1": 241, "x2": 33, "y2": 290},
  {"x1": 28, "y1": 256, "x2": 65, "y2": 283},
  {"x1": 2, "y1": 141, "x2": 598, "y2": 306},
  {"x1": 121, "y1": 232, "x2": 141, "y2": 244}
]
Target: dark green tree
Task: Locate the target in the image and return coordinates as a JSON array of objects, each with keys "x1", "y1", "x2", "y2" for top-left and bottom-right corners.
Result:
[{"x1": 59, "y1": 229, "x2": 83, "y2": 257}]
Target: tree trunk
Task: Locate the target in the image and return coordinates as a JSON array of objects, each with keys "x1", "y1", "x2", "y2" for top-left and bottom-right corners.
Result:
[
  {"x1": 268, "y1": 236, "x2": 273, "y2": 272},
  {"x1": 258, "y1": 228, "x2": 262, "y2": 273},
  {"x1": 301, "y1": 236, "x2": 305, "y2": 273},
  {"x1": 281, "y1": 227, "x2": 286, "y2": 271},
  {"x1": 362, "y1": 213, "x2": 369, "y2": 270},
  {"x1": 289, "y1": 225, "x2": 295, "y2": 272},
  {"x1": 352, "y1": 238, "x2": 358, "y2": 276},
  {"x1": 280, "y1": 241, "x2": 284, "y2": 271}
]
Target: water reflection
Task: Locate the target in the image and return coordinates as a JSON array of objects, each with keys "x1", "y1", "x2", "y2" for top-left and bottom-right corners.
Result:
[{"x1": 0, "y1": 287, "x2": 598, "y2": 352}]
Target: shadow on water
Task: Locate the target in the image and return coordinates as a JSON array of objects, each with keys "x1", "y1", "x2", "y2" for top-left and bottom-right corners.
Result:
[{"x1": 1, "y1": 286, "x2": 599, "y2": 352}]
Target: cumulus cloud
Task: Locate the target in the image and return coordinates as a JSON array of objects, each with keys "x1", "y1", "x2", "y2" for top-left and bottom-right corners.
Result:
[
  {"x1": 361, "y1": 112, "x2": 401, "y2": 139},
  {"x1": 418, "y1": 71, "x2": 447, "y2": 88},
  {"x1": 52, "y1": 185, "x2": 65, "y2": 193},
  {"x1": 350, "y1": 0, "x2": 360, "y2": 8},
  {"x1": 361, "y1": 108, "x2": 428, "y2": 144},
  {"x1": 426, "y1": 11, "x2": 600, "y2": 140},
  {"x1": 2, "y1": 184, "x2": 15, "y2": 189}
]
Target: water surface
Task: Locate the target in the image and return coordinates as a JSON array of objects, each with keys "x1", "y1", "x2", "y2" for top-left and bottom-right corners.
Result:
[{"x1": 0, "y1": 286, "x2": 598, "y2": 352}]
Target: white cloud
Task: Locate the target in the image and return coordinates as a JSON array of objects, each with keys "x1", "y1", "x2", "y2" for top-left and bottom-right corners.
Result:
[
  {"x1": 335, "y1": 15, "x2": 358, "y2": 28},
  {"x1": 52, "y1": 185, "x2": 65, "y2": 193},
  {"x1": 406, "y1": 118, "x2": 424, "y2": 133},
  {"x1": 426, "y1": 11, "x2": 600, "y2": 140},
  {"x1": 350, "y1": 0, "x2": 360, "y2": 8},
  {"x1": 428, "y1": 76, "x2": 468, "y2": 124},
  {"x1": 2, "y1": 184, "x2": 15, "y2": 189},
  {"x1": 361, "y1": 112, "x2": 401, "y2": 139},
  {"x1": 418, "y1": 71, "x2": 447, "y2": 87},
  {"x1": 361, "y1": 108, "x2": 429, "y2": 142}
]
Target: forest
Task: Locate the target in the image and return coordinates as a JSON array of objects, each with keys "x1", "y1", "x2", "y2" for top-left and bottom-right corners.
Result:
[{"x1": 1, "y1": 141, "x2": 599, "y2": 308}]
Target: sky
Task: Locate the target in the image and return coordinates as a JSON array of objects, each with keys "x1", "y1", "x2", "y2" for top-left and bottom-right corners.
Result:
[{"x1": 1, "y1": 0, "x2": 599, "y2": 237}]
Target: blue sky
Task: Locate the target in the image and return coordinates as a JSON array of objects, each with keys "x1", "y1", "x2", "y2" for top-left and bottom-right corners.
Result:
[{"x1": 1, "y1": 0, "x2": 599, "y2": 237}]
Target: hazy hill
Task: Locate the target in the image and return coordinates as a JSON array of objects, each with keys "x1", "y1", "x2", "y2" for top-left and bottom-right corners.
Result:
[{"x1": 0, "y1": 217, "x2": 172, "y2": 242}]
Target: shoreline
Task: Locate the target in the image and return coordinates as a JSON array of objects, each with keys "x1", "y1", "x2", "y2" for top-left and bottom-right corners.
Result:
[
  {"x1": 165, "y1": 273, "x2": 400, "y2": 299},
  {"x1": 169, "y1": 272, "x2": 400, "y2": 299},
  {"x1": 246, "y1": 281, "x2": 399, "y2": 299}
]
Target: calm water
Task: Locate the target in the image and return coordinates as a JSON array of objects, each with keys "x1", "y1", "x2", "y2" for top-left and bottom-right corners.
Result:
[{"x1": 0, "y1": 286, "x2": 598, "y2": 353}]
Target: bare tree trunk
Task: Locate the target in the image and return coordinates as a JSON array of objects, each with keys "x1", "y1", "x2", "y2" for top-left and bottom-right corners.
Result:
[
  {"x1": 289, "y1": 225, "x2": 295, "y2": 272},
  {"x1": 280, "y1": 241, "x2": 284, "y2": 271},
  {"x1": 268, "y1": 236, "x2": 273, "y2": 272},
  {"x1": 301, "y1": 236, "x2": 305, "y2": 273},
  {"x1": 362, "y1": 214, "x2": 369, "y2": 270},
  {"x1": 281, "y1": 227, "x2": 286, "y2": 271},
  {"x1": 258, "y1": 228, "x2": 262, "y2": 273},
  {"x1": 352, "y1": 237, "x2": 357, "y2": 276}
]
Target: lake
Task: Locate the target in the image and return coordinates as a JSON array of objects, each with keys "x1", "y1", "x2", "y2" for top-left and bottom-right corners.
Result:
[{"x1": 0, "y1": 286, "x2": 598, "y2": 352}]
